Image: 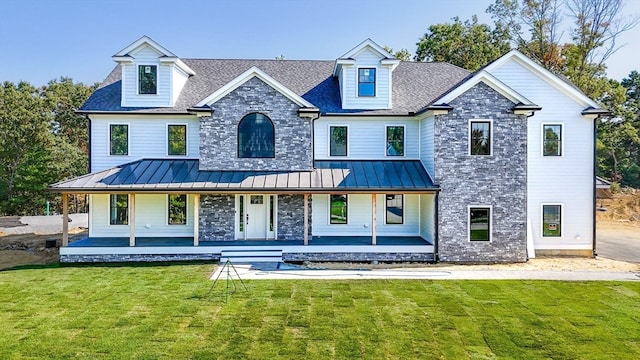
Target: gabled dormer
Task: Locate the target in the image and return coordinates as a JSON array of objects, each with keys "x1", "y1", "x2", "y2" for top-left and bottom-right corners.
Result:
[
  {"x1": 333, "y1": 39, "x2": 400, "y2": 110},
  {"x1": 112, "y1": 36, "x2": 195, "y2": 108}
]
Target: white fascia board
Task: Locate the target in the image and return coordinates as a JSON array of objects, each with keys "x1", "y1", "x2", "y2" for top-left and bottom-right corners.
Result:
[
  {"x1": 159, "y1": 57, "x2": 195, "y2": 76},
  {"x1": 111, "y1": 56, "x2": 134, "y2": 63},
  {"x1": 195, "y1": 66, "x2": 315, "y2": 108},
  {"x1": 332, "y1": 59, "x2": 355, "y2": 77},
  {"x1": 437, "y1": 70, "x2": 533, "y2": 105},
  {"x1": 338, "y1": 38, "x2": 395, "y2": 60},
  {"x1": 380, "y1": 58, "x2": 401, "y2": 71},
  {"x1": 113, "y1": 35, "x2": 177, "y2": 57},
  {"x1": 484, "y1": 50, "x2": 601, "y2": 109}
]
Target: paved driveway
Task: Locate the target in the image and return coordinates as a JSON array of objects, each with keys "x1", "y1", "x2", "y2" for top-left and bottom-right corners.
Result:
[{"x1": 597, "y1": 227, "x2": 640, "y2": 263}]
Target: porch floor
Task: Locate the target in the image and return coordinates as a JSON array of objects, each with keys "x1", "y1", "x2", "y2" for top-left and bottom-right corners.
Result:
[{"x1": 67, "y1": 236, "x2": 431, "y2": 247}]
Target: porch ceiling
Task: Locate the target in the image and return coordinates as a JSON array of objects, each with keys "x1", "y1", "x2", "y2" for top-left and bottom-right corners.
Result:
[{"x1": 49, "y1": 159, "x2": 438, "y2": 193}]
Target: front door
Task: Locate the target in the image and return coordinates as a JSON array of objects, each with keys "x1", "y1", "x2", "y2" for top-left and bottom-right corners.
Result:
[
  {"x1": 246, "y1": 195, "x2": 267, "y2": 239},
  {"x1": 237, "y1": 194, "x2": 276, "y2": 240}
]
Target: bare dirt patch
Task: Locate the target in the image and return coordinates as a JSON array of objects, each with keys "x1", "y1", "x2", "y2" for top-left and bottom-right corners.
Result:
[{"x1": 0, "y1": 231, "x2": 87, "y2": 270}]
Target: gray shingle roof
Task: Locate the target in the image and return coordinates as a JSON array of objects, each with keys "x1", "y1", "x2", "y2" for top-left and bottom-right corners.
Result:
[
  {"x1": 80, "y1": 59, "x2": 470, "y2": 115},
  {"x1": 49, "y1": 159, "x2": 438, "y2": 193}
]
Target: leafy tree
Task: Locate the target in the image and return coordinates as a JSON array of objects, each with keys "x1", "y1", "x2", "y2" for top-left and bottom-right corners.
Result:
[
  {"x1": 415, "y1": 16, "x2": 511, "y2": 70},
  {"x1": 383, "y1": 46, "x2": 412, "y2": 61}
]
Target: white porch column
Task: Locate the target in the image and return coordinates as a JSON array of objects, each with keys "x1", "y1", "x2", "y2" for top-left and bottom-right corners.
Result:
[
  {"x1": 62, "y1": 193, "x2": 69, "y2": 247},
  {"x1": 303, "y1": 193, "x2": 309, "y2": 245},
  {"x1": 193, "y1": 193, "x2": 200, "y2": 246},
  {"x1": 129, "y1": 193, "x2": 136, "y2": 247},
  {"x1": 371, "y1": 193, "x2": 377, "y2": 246}
]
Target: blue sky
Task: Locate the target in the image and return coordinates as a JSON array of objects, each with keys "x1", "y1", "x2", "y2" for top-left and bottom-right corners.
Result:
[{"x1": 0, "y1": 0, "x2": 638, "y2": 86}]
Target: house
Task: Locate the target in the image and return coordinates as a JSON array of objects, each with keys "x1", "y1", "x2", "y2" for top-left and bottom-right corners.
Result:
[{"x1": 50, "y1": 36, "x2": 607, "y2": 263}]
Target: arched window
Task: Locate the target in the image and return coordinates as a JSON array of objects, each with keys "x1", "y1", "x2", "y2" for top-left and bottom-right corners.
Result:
[{"x1": 238, "y1": 113, "x2": 275, "y2": 158}]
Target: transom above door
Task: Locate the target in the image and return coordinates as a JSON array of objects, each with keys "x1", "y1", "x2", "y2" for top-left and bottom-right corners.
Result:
[{"x1": 236, "y1": 194, "x2": 277, "y2": 240}]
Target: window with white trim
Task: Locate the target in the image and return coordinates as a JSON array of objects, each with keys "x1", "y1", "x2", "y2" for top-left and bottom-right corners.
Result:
[
  {"x1": 385, "y1": 194, "x2": 403, "y2": 224},
  {"x1": 470, "y1": 120, "x2": 491, "y2": 155},
  {"x1": 542, "y1": 204, "x2": 562, "y2": 237},
  {"x1": 329, "y1": 126, "x2": 348, "y2": 157},
  {"x1": 138, "y1": 65, "x2": 157, "y2": 94},
  {"x1": 168, "y1": 194, "x2": 187, "y2": 225},
  {"x1": 330, "y1": 194, "x2": 348, "y2": 224},
  {"x1": 110, "y1": 124, "x2": 128, "y2": 156},
  {"x1": 168, "y1": 124, "x2": 187, "y2": 156},
  {"x1": 543, "y1": 124, "x2": 562, "y2": 156},
  {"x1": 358, "y1": 68, "x2": 376, "y2": 97},
  {"x1": 469, "y1": 207, "x2": 491, "y2": 241},
  {"x1": 386, "y1": 126, "x2": 405, "y2": 156},
  {"x1": 110, "y1": 194, "x2": 128, "y2": 225}
]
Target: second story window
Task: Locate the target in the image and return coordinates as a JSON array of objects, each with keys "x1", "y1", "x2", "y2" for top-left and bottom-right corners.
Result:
[
  {"x1": 329, "y1": 126, "x2": 348, "y2": 156},
  {"x1": 110, "y1": 124, "x2": 128, "y2": 156},
  {"x1": 138, "y1": 65, "x2": 157, "y2": 94},
  {"x1": 470, "y1": 120, "x2": 491, "y2": 155},
  {"x1": 238, "y1": 113, "x2": 275, "y2": 158},
  {"x1": 168, "y1": 124, "x2": 187, "y2": 156},
  {"x1": 358, "y1": 68, "x2": 376, "y2": 97},
  {"x1": 543, "y1": 124, "x2": 562, "y2": 156},
  {"x1": 386, "y1": 126, "x2": 405, "y2": 156}
]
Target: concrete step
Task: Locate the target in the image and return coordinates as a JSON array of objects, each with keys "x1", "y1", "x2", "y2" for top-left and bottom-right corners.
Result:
[{"x1": 220, "y1": 249, "x2": 283, "y2": 263}]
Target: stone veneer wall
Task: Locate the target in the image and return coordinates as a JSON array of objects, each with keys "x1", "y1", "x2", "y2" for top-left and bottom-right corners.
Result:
[
  {"x1": 199, "y1": 77, "x2": 313, "y2": 171},
  {"x1": 199, "y1": 195, "x2": 235, "y2": 241},
  {"x1": 277, "y1": 195, "x2": 311, "y2": 240},
  {"x1": 435, "y1": 82, "x2": 528, "y2": 262}
]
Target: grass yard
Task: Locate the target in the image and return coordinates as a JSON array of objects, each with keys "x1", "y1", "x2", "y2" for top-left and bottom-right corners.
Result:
[{"x1": 0, "y1": 264, "x2": 638, "y2": 359}]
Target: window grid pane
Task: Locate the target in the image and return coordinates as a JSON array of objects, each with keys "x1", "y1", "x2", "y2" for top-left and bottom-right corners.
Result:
[
  {"x1": 138, "y1": 65, "x2": 157, "y2": 94},
  {"x1": 385, "y1": 194, "x2": 403, "y2": 224},
  {"x1": 543, "y1": 205, "x2": 562, "y2": 237},
  {"x1": 330, "y1": 194, "x2": 348, "y2": 224},
  {"x1": 330, "y1": 126, "x2": 348, "y2": 156},
  {"x1": 110, "y1": 124, "x2": 128, "y2": 155},
  {"x1": 386, "y1": 126, "x2": 404, "y2": 156},
  {"x1": 543, "y1": 125, "x2": 562, "y2": 156},
  {"x1": 168, "y1": 194, "x2": 187, "y2": 225},
  {"x1": 358, "y1": 68, "x2": 376, "y2": 97},
  {"x1": 471, "y1": 121, "x2": 491, "y2": 155},
  {"x1": 238, "y1": 113, "x2": 275, "y2": 158},
  {"x1": 110, "y1": 194, "x2": 128, "y2": 225},
  {"x1": 469, "y1": 207, "x2": 490, "y2": 241},
  {"x1": 168, "y1": 125, "x2": 187, "y2": 155}
]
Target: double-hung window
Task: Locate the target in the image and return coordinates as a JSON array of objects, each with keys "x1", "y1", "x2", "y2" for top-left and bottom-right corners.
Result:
[
  {"x1": 543, "y1": 124, "x2": 562, "y2": 156},
  {"x1": 385, "y1": 194, "x2": 403, "y2": 224},
  {"x1": 138, "y1": 65, "x2": 157, "y2": 94},
  {"x1": 110, "y1": 124, "x2": 128, "y2": 156},
  {"x1": 358, "y1": 68, "x2": 376, "y2": 97},
  {"x1": 386, "y1": 126, "x2": 405, "y2": 156},
  {"x1": 329, "y1": 126, "x2": 348, "y2": 157},
  {"x1": 168, "y1": 124, "x2": 187, "y2": 156},
  {"x1": 330, "y1": 194, "x2": 348, "y2": 224},
  {"x1": 469, "y1": 206, "x2": 491, "y2": 241},
  {"x1": 168, "y1": 194, "x2": 187, "y2": 225},
  {"x1": 110, "y1": 194, "x2": 128, "y2": 225},
  {"x1": 542, "y1": 204, "x2": 562, "y2": 237},
  {"x1": 470, "y1": 120, "x2": 491, "y2": 155}
]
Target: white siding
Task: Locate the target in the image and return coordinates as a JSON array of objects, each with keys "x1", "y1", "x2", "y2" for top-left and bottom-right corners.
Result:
[
  {"x1": 311, "y1": 194, "x2": 420, "y2": 236},
  {"x1": 89, "y1": 194, "x2": 194, "y2": 238},
  {"x1": 314, "y1": 117, "x2": 419, "y2": 160},
  {"x1": 121, "y1": 45, "x2": 173, "y2": 107},
  {"x1": 420, "y1": 116, "x2": 435, "y2": 176},
  {"x1": 419, "y1": 194, "x2": 435, "y2": 242},
  {"x1": 490, "y1": 59, "x2": 594, "y2": 251},
  {"x1": 90, "y1": 114, "x2": 199, "y2": 171},
  {"x1": 171, "y1": 66, "x2": 190, "y2": 105},
  {"x1": 341, "y1": 48, "x2": 392, "y2": 109}
]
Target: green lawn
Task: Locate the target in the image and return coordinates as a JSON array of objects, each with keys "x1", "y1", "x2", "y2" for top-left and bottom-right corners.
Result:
[{"x1": 0, "y1": 264, "x2": 638, "y2": 359}]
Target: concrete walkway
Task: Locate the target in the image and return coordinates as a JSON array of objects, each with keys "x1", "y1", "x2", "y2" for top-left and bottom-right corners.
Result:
[{"x1": 212, "y1": 262, "x2": 640, "y2": 281}]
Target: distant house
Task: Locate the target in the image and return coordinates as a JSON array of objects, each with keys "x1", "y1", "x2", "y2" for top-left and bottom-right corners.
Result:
[{"x1": 50, "y1": 36, "x2": 607, "y2": 263}]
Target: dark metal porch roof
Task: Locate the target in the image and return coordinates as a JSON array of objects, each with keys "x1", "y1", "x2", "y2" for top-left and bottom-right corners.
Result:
[{"x1": 49, "y1": 159, "x2": 438, "y2": 193}]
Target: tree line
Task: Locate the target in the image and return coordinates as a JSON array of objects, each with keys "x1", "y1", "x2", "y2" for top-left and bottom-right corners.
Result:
[{"x1": 1, "y1": 0, "x2": 638, "y2": 216}]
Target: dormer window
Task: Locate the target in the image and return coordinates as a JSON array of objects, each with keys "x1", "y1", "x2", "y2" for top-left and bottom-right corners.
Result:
[
  {"x1": 358, "y1": 68, "x2": 376, "y2": 97},
  {"x1": 138, "y1": 65, "x2": 157, "y2": 94}
]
